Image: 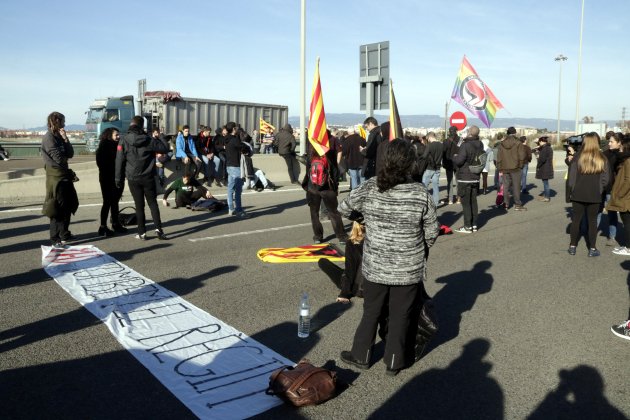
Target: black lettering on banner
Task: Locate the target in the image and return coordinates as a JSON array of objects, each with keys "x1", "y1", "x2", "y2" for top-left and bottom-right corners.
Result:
[
  {"x1": 188, "y1": 358, "x2": 285, "y2": 394},
  {"x1": 81, "y1": 277, "x2": 148, "y2": 300},
  {"x1": 137, "y1": 324, "x2": 223, "y2": 363},
  {"x1": 174, "y1": 344, "x2": 264, "y2": 378},
  {"x1": 71, "y1": 261, "x2": 127, "y2": 279},
  {"x1": 99, "y1": 284, "x2": 172, "y2": 309},
  {"x1": 113, "y1": 303, "x2": 191, "y2": 327},
  {"x1": 206, "y1": 388, "x2": 269, "y2": 409}
]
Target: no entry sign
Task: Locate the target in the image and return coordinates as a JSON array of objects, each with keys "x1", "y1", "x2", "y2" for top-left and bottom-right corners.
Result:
[{"x1": 449, "y1": 111, "x2": 467, "y2": 131}]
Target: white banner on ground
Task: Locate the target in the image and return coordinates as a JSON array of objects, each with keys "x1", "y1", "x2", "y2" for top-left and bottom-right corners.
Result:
[{"x1": 41, "y1": 245, "x2": 293, "y2": 419}]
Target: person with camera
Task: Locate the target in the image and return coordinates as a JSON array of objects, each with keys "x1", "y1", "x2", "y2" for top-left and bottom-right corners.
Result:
[
  {"x1": 566, "y1": 133, "x2": 610, "y2": 256},
  {"x1": 534, "y1": 136, "x2": 554, "y2": 202}
]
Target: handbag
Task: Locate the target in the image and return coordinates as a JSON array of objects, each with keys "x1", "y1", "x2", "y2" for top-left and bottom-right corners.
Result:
[
  {"x1": 266, "y1": 359, "x2": 337, "y2": 407},
  {"x1": 118, "y1": 206, "x2": 137, "y2": 226}
]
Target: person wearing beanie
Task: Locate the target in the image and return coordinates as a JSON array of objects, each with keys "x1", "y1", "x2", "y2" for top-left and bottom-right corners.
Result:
[{"x1": 497, "y1": 127, "x2": 527, "y2": 211}]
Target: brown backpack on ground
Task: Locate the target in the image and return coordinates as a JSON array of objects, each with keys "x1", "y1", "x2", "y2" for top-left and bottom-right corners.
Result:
[{"x1": 266, "y1": 359, "x2": 337, "y2": 406}]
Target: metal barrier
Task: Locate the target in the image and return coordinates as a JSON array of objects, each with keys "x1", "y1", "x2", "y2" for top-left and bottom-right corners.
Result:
[{"x1": 1, "y1": 142, "x2": 89, "y2": 158}]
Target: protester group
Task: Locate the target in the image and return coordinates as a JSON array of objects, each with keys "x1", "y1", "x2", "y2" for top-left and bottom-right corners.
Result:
[{"x1": 40, "y1": 111, "x2": 630, "y2": 378}]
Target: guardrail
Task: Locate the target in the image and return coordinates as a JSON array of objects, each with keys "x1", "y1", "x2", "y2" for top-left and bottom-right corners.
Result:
[{"x1": 1, "y1": 142, "x2": 90, "y2": 158}]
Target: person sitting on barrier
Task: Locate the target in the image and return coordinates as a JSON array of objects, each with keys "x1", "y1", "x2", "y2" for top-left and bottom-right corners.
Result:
[
  {"x1": 96, "y1": 127, "x2": 127, "y2": 236},
  {"x1": 212, "y1": 127, "x2": 227, "y2": 187},
  {"x1": 0, "y1": 142, "x2": 9, "y2": 160},
  {"x1": 196, "y1": 127, "x2": 215, "y2": 187},
  {"x1": 153, "y1": 128, "x2": 172, "y2": 187},
  {"x1": 175, "y1": 125, "x2": 202, "y2": 178},
  {"x1": 162, "y1": 172, "x2": 212, "y2": 209}
]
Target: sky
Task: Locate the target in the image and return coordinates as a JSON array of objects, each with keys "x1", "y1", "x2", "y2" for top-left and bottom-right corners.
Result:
[{"x1": 0, "y1": 0, "x2": 628, "y2": 128}]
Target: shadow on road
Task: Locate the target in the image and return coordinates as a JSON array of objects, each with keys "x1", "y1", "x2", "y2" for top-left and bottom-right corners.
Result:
[
  {"x1": 527, "y1": 365, "x2": 627, "y2": 420},
  {"x1": 369, "y1": 338, "x2": 504, "y2": 419}
]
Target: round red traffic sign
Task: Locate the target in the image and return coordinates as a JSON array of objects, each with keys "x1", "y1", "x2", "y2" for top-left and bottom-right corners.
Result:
[{"x1": 449, "y1": 111, "x2": 467, "y2": 131}]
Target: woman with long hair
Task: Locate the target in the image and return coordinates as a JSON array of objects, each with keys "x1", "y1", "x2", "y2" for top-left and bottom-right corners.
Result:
[
  {"x1": 96, "y1": 127, "x2": 127, "y2": 236},
  {"x1": 41, "y1": 112, "x2": 76, "y2": 247},
  {"x1": 338, "y1": 139, "x2": 440, "y2": 376},
  {"x1": 567, "y1": 133, "x2": 610, "y2": 256}
]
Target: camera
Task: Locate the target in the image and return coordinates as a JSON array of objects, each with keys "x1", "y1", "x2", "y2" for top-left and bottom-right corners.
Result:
[{"x1": 563, "y1": 134, "x2": 584, "y2": 149}]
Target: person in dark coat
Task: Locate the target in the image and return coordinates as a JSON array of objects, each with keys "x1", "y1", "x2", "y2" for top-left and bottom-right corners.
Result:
[
  {"x1": 41, "y1": 111, "x2": 76, "y2": 247},
  {"x1": 566, "y1": 133, "x2": 610, "y2": 256},
  {"x1": 597, "y1": 133, "x2": 623, "y2": 247},
  {"x1": 534, "y1": 136, "x2": 554, "y2": 202},
  {"x1": 274, "y1": 124, "x2": 299, "y2": 184},
  {"x1": 96, "y1": 128, "x2": 127, "y2": 237},
  {"x1": 115, "y1": 116, "x2": 170, "y2": 240},
  {"x1": 453, "y1": 126, "x2": 484, "y2": 233},
  {"x1": 343, "y1": 127, "x2": 367, "y2": 190},
  {"x1": 443, "y1": 126, "x2": 459, "y2": 204},
  {"x1": 361, "y1": 117, "x2": 382, "y2": 180}
]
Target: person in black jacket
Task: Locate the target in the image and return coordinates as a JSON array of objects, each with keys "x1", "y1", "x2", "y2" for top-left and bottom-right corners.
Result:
[
  {"x1": 453, "y1": 126, "x2": 483, "y2": 233},
  {"x1": 443, "y1": 126, "x2": 460, "y2": 204},
  {"x1": 361, "y1": 117, "x2": 382, "y2": 180},
  {"x1": 115, "y1": 116, "x2": 169, "y2": 240},
  {"x1": 274, "y1": 124, "x2": 300, "y2": 184},
  {"x1": 42, "y1": 111, "x2": 76, "y2": 247},
  {"x1": 422, "y1": 132, "x2": 444, "y2": 206},
  {"x1": 224, "y1": 121, "x2": 249, "y2": 218},
  {"x1": 343, "y1": 127, "x2": 367, "y2": 190},
  {"x1": 96, "y1": 128, "x2": 127, "y2": 237}
]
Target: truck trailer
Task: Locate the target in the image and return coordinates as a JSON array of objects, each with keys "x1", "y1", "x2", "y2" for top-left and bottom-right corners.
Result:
[{"x1": 85, "y1": 85, "x2": 288, "y2": 152}]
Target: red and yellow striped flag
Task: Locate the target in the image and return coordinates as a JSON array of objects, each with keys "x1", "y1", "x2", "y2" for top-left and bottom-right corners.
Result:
[
  {"x1": 388, "y1": 80, "x2": 403, "y2": 141},
  {"x1": 358, "y1": 124, "x2": 367, "y2": 139},
  {"x1": 307, "y1": 58, "x2": 330, "y2": 156},
  {"x1": 259, "y1": 117, "x2": 275, "y2": 134}
]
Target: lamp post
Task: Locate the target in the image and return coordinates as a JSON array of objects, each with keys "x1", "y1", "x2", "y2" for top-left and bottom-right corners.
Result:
[
  {"x1": 555, "y1": 54, "x2": 568, "y2": 144},
  {"x1": 575, "y1": 0, "x2": 585, "y2": 133},
  {"x1": 299, "y1": 0, "x2": 306, "y2": 155}
]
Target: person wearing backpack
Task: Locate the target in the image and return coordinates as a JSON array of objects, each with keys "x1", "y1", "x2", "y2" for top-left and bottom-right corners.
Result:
[
  {"x1": 453, "y1": 126, "x2": 484, "y2": 233},
  {"x1": 302, "y1": 140, "x2": 348, "y2": 243}
]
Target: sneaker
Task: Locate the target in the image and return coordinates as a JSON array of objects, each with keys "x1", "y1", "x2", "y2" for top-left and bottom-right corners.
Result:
[
  {"x1": 612, "y1": 246, "x2": 625, "y2": 252},
  {"x1": 612, "y1": 247, "x2": 630, "y2": 256},
  {"x1": 135, "y1": 233, "x2": 147, "y2": 240},
  {"x1": 447, "y1": 200, "x2": 454, "y2": 205},
  {"x1": 514, "y1": 205, "x2": 527, "y2": 211},
  {"x1": 234, "y1": 211, "x2": 250, "y2": 219},
  {"x1": 567, "y1": 246, "x2": 577, "y2": 255},
  {"x1": 60, "y1": 233, "x2": 76, "y2": 244},
  {"x1": 588, "y1": 248, "x2": 600, "y2": 257},
  {"x1": 313, "y1": 236, "x2": 324, "y2": 244},
  {"x1": 340, "y1": 351, "x2": 369, "y2": 370},
  {"x1": 155, "y1": 229, "x2": 168, "y2": 240},
  {"x1": 455, "y1": 226, "x2": 473, "y2": 234},
  {"x1": 472, "y1": 225, "x2": 478, "y2": 232},
  {"x1": 51, "y1": 241, "x2": 65, "y2": 249},
  {"x1": 266, "y1": 182, "x2": 277, "y2": 191},
  {"x1": 539, "y1": 197, "x2": 550, "y2": 202},
  {"x1": 98, "y1": 226, "x2": 114, "y2": 237},
  {"x1": 611, "y1": 320, "x2": 630, "y2": 341},
  {"x1": 215, "y1": 181, "x2": 223, "y2": 188}
]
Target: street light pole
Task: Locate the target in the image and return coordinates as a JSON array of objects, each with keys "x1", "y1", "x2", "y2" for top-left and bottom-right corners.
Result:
[
  {"x1": 299, "y1": 0, "x2": 306, "y2": 155},
  {"x1": 575, "y1": 0, "x2": 585, "y2": 133},
  {"x1": 555, "y1": 54, "x2": 568, "y2": 144}
]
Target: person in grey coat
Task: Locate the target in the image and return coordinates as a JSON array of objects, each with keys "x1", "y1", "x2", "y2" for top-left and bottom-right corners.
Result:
[{"x1": 338, "y1": 139, "x2": 439, "y2": 376}]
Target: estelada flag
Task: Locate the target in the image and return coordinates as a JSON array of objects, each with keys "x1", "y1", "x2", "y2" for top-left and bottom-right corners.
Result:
[
  {"x1": 259, "y1": 117, "x2": 275, "y2": 134},
  {"x1": 307, "y1": 58, "x2": 330, "y2": 156},
  {"x1": 358, "y1": 124, "x2": 367, "y2": 139},
  {"x1": 388, "y1": 79, "x2": 403, "y2": 141},
  {"x1": 257, "y1": 244, "x2": 345, "y2": 263},
  {"x1": 451, "y1": 55, "x2": 504, "y2": 128}
]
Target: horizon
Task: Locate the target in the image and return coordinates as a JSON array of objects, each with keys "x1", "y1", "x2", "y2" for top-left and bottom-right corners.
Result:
[{"x1": 1, "y1": 1, "x2": 628, "y2": 128}]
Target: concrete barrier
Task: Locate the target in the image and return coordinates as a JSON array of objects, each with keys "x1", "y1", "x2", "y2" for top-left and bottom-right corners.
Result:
[{"x1": 0, "y1": 154, "x2": 306, "y2": 201}]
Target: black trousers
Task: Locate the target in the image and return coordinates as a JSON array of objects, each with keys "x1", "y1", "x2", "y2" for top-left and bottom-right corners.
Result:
[
  {"x1": 570, "y1": 201, "x2": 599, "y2": 248},
  {"x1": 620, "y1": 212, "x2": 630, "y2": 248},
  {"x1": 306, "y1": 189, "x2": 346, "y2": 240},
  {"x1": 99, "y1": 179, "x2": 124, "y2": 226},
  {"x1": 458, "y1": 181, "x2": 479, "y2": 228},
  {"x1": 128, "y1": 178, "x2": 163, "y2": 235},
  {"x1": 351, "y1": 280, "x2": 419, "y2": 371},
  {"x1": 281, "y1": 154, "x2": 299, "y2": 183},
  {"x1": 176, "y1": 189, "x2": 205, "y2": 208},
  {"x1": 49, "y1": 211, "x2": 71, "y2": 242}
]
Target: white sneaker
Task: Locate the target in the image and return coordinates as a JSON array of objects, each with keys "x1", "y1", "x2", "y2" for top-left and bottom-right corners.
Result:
[
  {"x1": 612, "y1": 247, "x2": 630, "y2": 256},
  {"x1": 611, "y1": 320, "x2": 630, "y2": 341}
]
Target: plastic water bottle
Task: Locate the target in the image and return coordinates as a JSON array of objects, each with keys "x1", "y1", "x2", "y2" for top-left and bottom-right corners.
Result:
[{"x1": 298, "y1": 292, "x2": 311, "y2": 338}]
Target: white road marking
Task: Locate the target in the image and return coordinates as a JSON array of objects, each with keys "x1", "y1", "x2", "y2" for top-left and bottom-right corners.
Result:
[{"x1": 188, "y1": 222, "x2": 314, "y2": 242}]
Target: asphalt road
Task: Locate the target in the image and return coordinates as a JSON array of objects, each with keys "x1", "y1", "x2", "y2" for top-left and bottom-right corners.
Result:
[{"x1": 1, "y1": 173, "x2": 628, "y2": 419}]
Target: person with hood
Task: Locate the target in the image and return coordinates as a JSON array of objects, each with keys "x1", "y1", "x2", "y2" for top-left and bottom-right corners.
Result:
[
  {"x1": 453, "y1": 126, "x2": 484, "y2": 233},
  {"x1": 534, "y1": 136, "x2": 554, "y2": 202},
  {"x1": 497, "y1": 127, "x2": 527, "y2": 211},
  {"x1": 115, "y1": 116, "x2": 170, "y2": 240},
  {"x1": 42, "y1": 111, "x2": 77, "y2": 247},
  {"x1": 274, "y1": 124, "x2": 299, "y2": 184}
]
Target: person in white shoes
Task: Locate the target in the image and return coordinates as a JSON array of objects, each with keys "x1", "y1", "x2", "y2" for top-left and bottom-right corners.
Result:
[
  {"x1": 607, "y1": 134, "x2": 630, "y2": 256},
  {"x1": 611, "y1": 318, "x2": 630, "y2": 341}
]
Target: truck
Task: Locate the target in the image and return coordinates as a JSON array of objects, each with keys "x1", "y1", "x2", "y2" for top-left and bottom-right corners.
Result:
[{"x1": 85, "y1": 80, "x2": 289, "y2": 152}]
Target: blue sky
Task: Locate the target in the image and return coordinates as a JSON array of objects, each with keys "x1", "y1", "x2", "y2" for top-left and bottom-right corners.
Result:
[{"x1": 0, "y1": 0, "x2": 628, "y2": 128}]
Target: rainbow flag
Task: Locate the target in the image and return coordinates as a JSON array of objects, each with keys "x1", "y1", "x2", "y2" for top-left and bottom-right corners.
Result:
[
  {"x1": 388, "y1": 80, "x2": 403, "y2": 141},
  {"x1": 451, "y1": 56, "x2": 504, "y2": 128},
  {"x1": 259, "y1": 117, "x2": 275, "y2": 134},
  {"x1": 308, "y1": 58, "x2": 330, "y2": 156}
]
